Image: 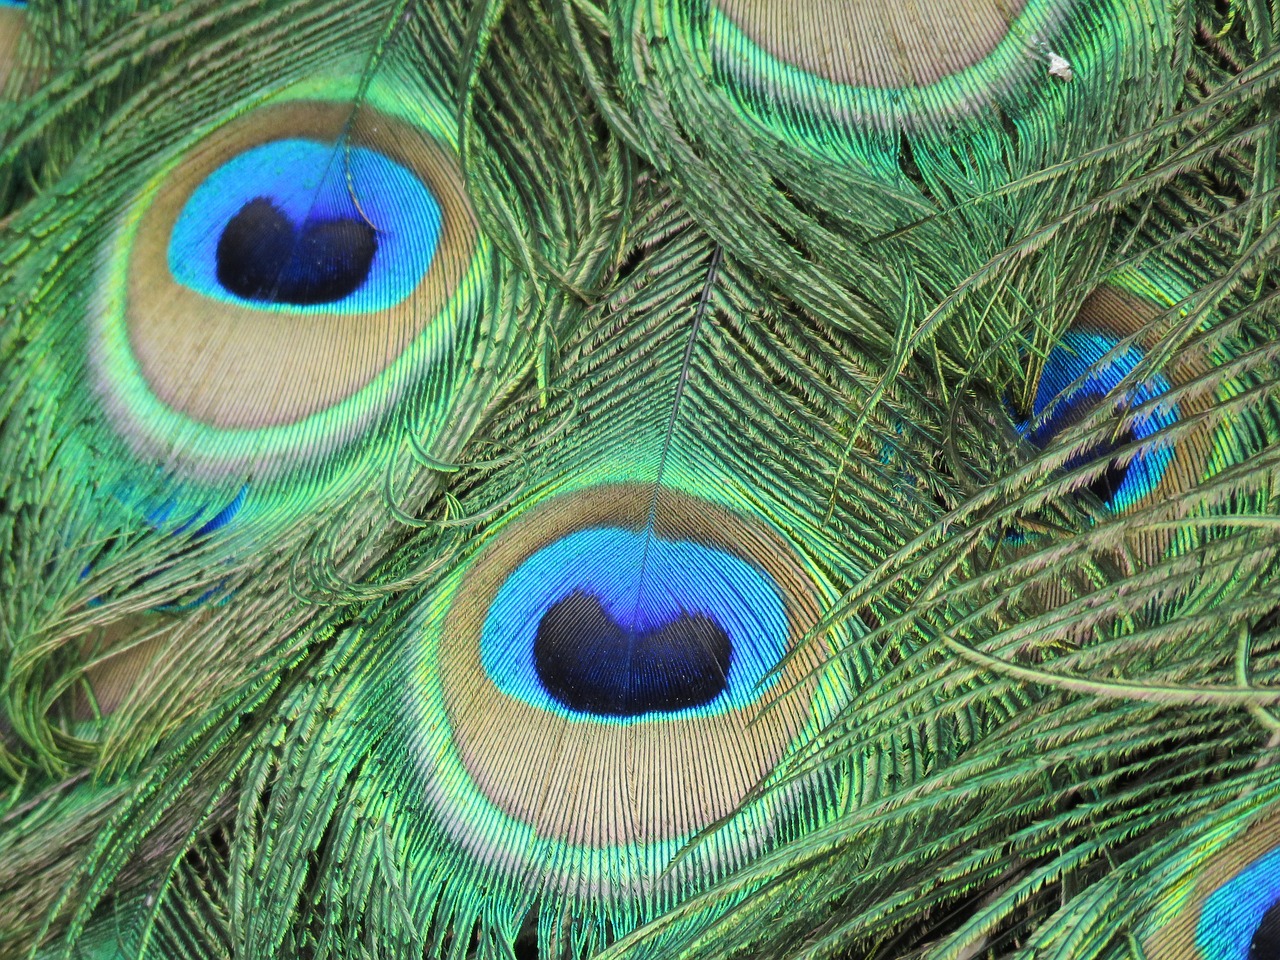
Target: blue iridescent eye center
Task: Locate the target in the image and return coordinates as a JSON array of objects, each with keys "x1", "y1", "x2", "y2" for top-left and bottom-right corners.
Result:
[
  {"x1": 481, "y1": 527, "x2": 791, "y2": 721},
  {"x1": 169, "y1": 139, "x2": 442, "y2": 312},
  {"x1": 1019, "y1": 331, "x2": 1179, "y2": 511},
  {"x1": 1197, "y1": 845, "x2": 1280, "y2": 960}
]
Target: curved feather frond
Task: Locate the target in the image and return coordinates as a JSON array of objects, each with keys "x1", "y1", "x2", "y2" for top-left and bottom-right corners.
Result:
[{"x1": 0, "y1": 0, "x2": 1279, "y2": 959}]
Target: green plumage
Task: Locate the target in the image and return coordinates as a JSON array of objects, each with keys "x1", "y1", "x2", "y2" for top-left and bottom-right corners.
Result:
[{"x1": 0, "y1": 0, "x2": 1278, "y2": 958}]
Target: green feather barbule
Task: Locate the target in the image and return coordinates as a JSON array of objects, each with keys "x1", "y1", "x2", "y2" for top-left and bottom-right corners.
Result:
[{"x1": 0, "y1": 0, "x2": 1277, "y2": 959}]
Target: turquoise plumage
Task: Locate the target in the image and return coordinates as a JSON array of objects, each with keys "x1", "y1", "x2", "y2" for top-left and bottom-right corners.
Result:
[{"x1": 0, "y1": 1, "x2": 1278, "y2": 959}]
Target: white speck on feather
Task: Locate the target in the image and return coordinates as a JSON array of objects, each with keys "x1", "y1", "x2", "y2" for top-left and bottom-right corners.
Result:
[{"x1": 1047, "y1": 54, "x2": 1074, "y2": 81}]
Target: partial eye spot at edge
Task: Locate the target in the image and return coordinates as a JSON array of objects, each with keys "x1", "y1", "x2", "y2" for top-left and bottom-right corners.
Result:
[
  {"x1": 0, "y1": 3, "x2": 24, "y2": 91},
  {"x1": 1146, "y1": 812, "x2": 1280, "y2": 960},
  {"x1": 712, "y1": 0, "x2": 1033, "y2": 90}
]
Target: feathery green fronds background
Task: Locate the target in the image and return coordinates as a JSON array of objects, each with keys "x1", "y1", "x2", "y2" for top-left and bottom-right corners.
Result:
[{"x1": 0, "y1": 0, "x2": 1278, "y2": 958}]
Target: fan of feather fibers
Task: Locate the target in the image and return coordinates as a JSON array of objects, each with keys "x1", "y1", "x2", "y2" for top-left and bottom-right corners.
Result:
[{"x1": 0, "y1": 0, "x2": 1278, "y2": 958}]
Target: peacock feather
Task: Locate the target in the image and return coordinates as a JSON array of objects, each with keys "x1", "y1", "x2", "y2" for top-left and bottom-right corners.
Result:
[{"x1": 0, "y1": 0, "x2": 1278, "y2": 958}]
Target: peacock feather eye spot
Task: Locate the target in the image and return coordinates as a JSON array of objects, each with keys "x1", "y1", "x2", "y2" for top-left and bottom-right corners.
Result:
[
  {"x1": 1020, "y1": 330, "x2": 1179, "y2": 512},
  {"x1": 90, "y1": 92, "x2": 483, "y2": 489},
  {"x1": 713, "y1": 0, "x2": 1030, "y2": 91},
  {"x1": 1147, "y1": 818, "x2": 1280, "y2": 960},
  {"x1": 414, "y1": 484, "x2": 842, "y2": 884},
  {"x1": 0, "y1": 0, "x2": 24, "y2": 92},
  {"x1": 169, "y1": 139, "x2": 440, "y2": 313},
  {"x1": 534, "y1": 590, "x2": 732, "y2": 716},
  {"x1": 686, "y1": 0, "x2": 1155, "y2": 145}
]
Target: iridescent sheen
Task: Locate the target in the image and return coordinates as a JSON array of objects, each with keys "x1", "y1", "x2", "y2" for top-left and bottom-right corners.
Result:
[
  {"x1": 169, "y1": 139, "x2": 441, "y2": 312},
  {"x1": 480, "y1": 526, "x2": 790, "y2": 719}
]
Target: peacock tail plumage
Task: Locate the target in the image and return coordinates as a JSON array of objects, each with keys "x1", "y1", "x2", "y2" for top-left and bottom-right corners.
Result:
[{"x1": 0, "y1": 0, "x2": 1278, "y2": 958}]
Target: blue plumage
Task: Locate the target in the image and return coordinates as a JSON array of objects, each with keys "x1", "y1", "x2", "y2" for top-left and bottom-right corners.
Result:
[
  {"x1": 480, "y1": 527, "x2": 790, "y2": 720},
  {"x1": 168, "y1": 139, "x2": 441, "y2": 311}
]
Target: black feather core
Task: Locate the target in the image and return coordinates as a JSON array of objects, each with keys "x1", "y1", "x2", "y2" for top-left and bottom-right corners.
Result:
[
  {"x1": 534, "y1": 590, "x2": 731, "y2": 716},
  {"x1": 1076, "y1": 429, "x2": 1135, "y2": 505},
  {"x1": 1252, "y1": 900, "x2": 1280, "y2": 959},
  {"x1": 215, "y1": 197, "x2": 377, "y2": 305}
]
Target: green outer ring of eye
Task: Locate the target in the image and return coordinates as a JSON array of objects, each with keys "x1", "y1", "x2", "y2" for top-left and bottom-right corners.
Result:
[
  {"x1": 637, "y1": 0, "x2": 1164, "y2": 165},
  {"x1": 85, "y1": 72, "x2": 487, "y2": 506}
]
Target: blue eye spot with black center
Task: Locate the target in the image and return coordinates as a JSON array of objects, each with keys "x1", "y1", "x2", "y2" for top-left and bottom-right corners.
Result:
[
  {"x1": 415, "y1": 484, "x2": 841, "y2": 893},
  {"x1": 168, "y1": 139, "x2": 441, "y2": 311},
  {"x1": 1196, "y1": 845, "x2": 1280, "y2": 960},
  {"x1": 1020, "y1": 330, "x2": 1179, "y2": 512},
  {"x1": 481, "y1": 527, "x2": 790, "y2": 721},
  {"x1": 82, "y1": 483, "x2": 248, "y2": 611}
]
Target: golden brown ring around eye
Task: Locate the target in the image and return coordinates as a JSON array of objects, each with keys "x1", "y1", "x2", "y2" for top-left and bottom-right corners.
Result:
[
  {"x1": 127, "y1": 101, "x2": 477, "y2": 430},
  {"x1": 0, "y1": 6, "x2": 22, "y2": 93},
  {"x1": 438, "y1": 484, "x2": 828, "y2": 847},
  {"x1": 1008, "y1": 280, "x2": 1233, "y2": 634},
  {"x1": 713, "y1": 0, "x2": 1031, "y2": 89},
  {"x1": 1145, "y1": 813, "x2": 1280, "y2": 960},
  {"x1": 71, "y1": 613, "x2": 170, "y2": 721}
]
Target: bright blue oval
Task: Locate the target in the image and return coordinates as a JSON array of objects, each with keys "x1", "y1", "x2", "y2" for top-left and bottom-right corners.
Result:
[
  {"x1": 480, "y1": 527, "x2": 792, "y2": 722},
  {"x1": 167, "y1": 139, "x2": 441, "y2": 312},
  {"x1": 1022, "y1": 331, "x2": 1179, "y2": 512}
]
